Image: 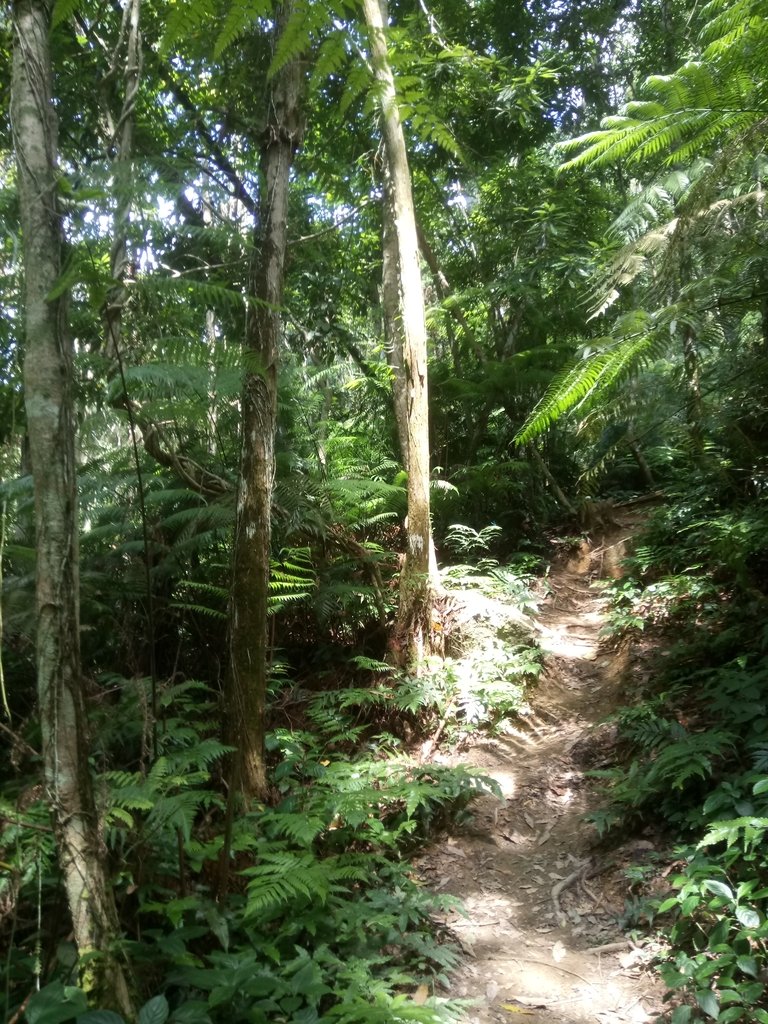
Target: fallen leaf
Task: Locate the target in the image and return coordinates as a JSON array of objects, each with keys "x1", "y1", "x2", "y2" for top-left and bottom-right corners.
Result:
[
  {"x1": 412, "y1": 984, "x2": 429, "y2": 1005},
  {"x1": 551, "y1": 940, "x2": 567, "y2": 962},
  {"x1": 501, "y1": 1005, "x2": 535, "y2": 1016},
  {"x1": 443, "y1": 845, "x2": 467, "y2": 858},
  {"x1": 486, "y1": 980, "x2": 499, "y2": 1001}
]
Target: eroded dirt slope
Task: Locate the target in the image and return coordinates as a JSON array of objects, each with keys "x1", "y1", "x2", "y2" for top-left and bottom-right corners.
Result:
[{"x1": 419, "y1": 515, "x2": 666, "y2": 1024}]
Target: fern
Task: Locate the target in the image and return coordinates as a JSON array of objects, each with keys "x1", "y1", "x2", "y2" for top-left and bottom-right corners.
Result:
[
  {"x1": 243, "y1": 849, "x2": 369, "y2": 914},
  {"x1": 514, "y1": 324, "x2": 666, "y2": 444},
  {"x1": 560, "y1": 0, "x2": 768, "y2": 176},
  {"x1": 51, "y1": 0, "x2": 83, "y2": 28},
  {"x1": 214, "y1": 0, "x2": 272, "y2": 57},
  {"x1": 160, "y1": 0, "x2": 218, "y2": 55}
]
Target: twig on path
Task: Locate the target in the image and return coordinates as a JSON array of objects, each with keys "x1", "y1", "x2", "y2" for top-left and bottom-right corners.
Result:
[
  {"x1": 585, "y1": 939, "x2": 631, "y2": 955},
  {"x1": 551, "y1": 858, "x2": 591, "y2": 926},
  {"x1": 580, "y1": 872, "x2": 605, "y2": 909},
  {"x1": 8, "y1": 993, "x2": 31, "y2": 1024}
]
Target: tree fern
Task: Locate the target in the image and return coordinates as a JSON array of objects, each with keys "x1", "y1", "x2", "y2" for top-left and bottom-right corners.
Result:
[
  {"x1": 160, "y1": 0, "x2": 219, "y2": 55},
  {"x1": 51, "y1": 0, "x2": 84, "y2": 28},
  {"x1": 514, "y1": 325, "x2": 664, "y2": 444},
  {"x1": 214, "y1": 0, "x2": 273, "y2": 58},
  {"x1": 560, "y1": 0, "x2": 768, "y2": 174}
]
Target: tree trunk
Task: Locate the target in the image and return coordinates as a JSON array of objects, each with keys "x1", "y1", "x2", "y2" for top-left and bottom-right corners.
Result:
[
  {"x1": 103, "y1": 0, "x2": 142, "y2": 355},
  {"x1": 681, "y1": 324, "x2": 704, "y2": 453},
  {"x1": 11, "y1": 0, "x2": 134, "y2": 1013},
  {"x1": 627, "y1": 424, "x2": 655, "y2": 489},
  {"x1": 363, "y1": 0, "x2": 439, "y2": 668},
  {"x1": 529, "y1": 444, "x2": 576, "y2": 515},
  {"x1": 226, "y1": 2, "x2": 303, "y2": 800}
]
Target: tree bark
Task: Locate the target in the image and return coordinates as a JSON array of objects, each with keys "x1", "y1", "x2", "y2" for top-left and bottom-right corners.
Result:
[
  {"x1": 226, "y1": 2, "x2": 303, "y2": 800},
  {"x1": 363, "y1": 0, "x2": 439, "y2": 668},
  {"x1": 11, "y1": 0, "x2": 134, "y2": 1013}
]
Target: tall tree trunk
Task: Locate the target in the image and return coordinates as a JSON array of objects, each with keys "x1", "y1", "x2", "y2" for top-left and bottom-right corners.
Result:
[
  {"x1": 104, "y1": 0, "x2": 141, "y2": 354},
  {"x1": 363, "y1": 0, "x2": 439, "y2": 668},
  {"x1": 11, "y1": 0, "x2": 134, "y2": 1013},
  {"x1": 226, "y1": 3, "x2": 303, "y2": 800}
]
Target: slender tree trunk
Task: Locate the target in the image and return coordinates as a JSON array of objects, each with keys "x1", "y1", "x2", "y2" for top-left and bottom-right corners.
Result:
[
  {"x1": 627, "y1": 424, "x2": 655, "y2": 489},
  {"x1": 363, "y1": 0, "x2": 439, "y2": 668},
  {"x1": 103, "y1": 0, "x2": 141, "y2": 354},
  {"x1": 415, "y1": 218, "x2": 485, "y2": 366},
  {"x1": 681, "y1": 324, "x2": 704, "y2": 453},
  {"x1": 226, "y1": 3, "x2": 303, "y2": 799},
  {"x1": 11, "y1": 0, "x2": 134, "y2": 1013},
  {"x1": 529, "y1": 445, "x2": 576, "y2": 515},
  {"x1": 382, "y1": 205, "x2": 411, "y2": 473}
]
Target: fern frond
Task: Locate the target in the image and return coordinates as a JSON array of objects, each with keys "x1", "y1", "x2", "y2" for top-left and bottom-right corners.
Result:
[
  {"x1": 160, "y1": 0, "x2": 217, "y2": 54},
  {"x1": 243, "y1": 850, "x2": 368, "y2": 914},
  {"x1": 559, "y1": 58, "x2": 763, "y2": 172},
  {"x1": 51, "y1": 0, "x2": 83, "y2": 29},
  {"x1": 514, "y1": 325, "x2": 667, "y2": 444},
  {"x1": 214, "y1": 0, "x2": 272, "y2": 57}
]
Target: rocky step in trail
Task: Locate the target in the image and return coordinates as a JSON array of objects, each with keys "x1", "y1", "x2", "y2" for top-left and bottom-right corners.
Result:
[{"x1": 418, "y1": 514, "x2": 666, "y2": 1024}]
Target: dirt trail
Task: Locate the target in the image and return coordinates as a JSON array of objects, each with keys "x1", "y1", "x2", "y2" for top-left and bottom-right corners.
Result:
[{"x1": 420, "y1": 515, "x2": 665, "y2": 1024}]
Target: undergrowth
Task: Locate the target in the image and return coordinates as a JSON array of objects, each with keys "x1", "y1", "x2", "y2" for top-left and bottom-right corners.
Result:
[
  {"x1": 2, "y1": 548, "x2": 543, "y2": 1024},
  {"x1": 3, "y1": 678, "x2": 493, "y2": 1023},
  {"x1": 589, "y1": 489, "x2": 768, "y2": 1023}
]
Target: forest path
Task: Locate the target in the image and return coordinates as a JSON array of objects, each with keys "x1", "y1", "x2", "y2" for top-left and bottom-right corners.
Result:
[{"x1": 418, "y1": 513, "x2": 666, "y2": 1024}]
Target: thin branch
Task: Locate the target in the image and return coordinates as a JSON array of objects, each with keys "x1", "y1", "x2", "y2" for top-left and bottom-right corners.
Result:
[{"x1": 0, "y1": 720, "x2": 40, "y2": 758}]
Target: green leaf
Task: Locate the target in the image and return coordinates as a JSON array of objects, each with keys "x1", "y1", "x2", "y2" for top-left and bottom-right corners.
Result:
[
  {"x1": 704, "y1": 880, "x2": 734, "y2": 901},
  {"x1": 752, "y1": 778, "x2": 768, "y2": 795},
  {"x1": 204, "y1": 905, "x2": 229, "y2": 952},
  {"x1": 671, "y1": 1007, "x2": 693, "y2": 1024},
  {"x1": 659, "y1": 896, "x2": 680, "y2": 913},
  {"x1": 735, "y1": 955, "x2": 758, "y2": 977},
  {"x1": 735, "y1": 906, "x2": 760, "y2": 929},
  {"x1": 715, "y1": 1009, "x2": 744, "y2": 1022},
  {"x1": 26, "y1": 984, "x2": 88, "y2": 1024},
  {"x1": 138, "y1": 997, "x2": 169, "y2": 1024},
  {"x1": 169, "y1": 1003, "x2": 213, "y2": 1024},
  {"x1": 76, "y1": 1014, "x2": 125, "y2": 1024},
  {"x1": 696, "y1": 989, "x2": 720, "y2": 1019},
  {"x1": 709, "y1": 918, "x2": 730, "y2": 948}
]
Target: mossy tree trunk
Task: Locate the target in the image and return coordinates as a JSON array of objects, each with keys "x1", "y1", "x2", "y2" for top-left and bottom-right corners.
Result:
[
  {"x1": 226, "y1": 2, "x2": 303, "y2": 799},
  {"x1": 12, "y1": 0, "x2": 134, "y2": 1012}
]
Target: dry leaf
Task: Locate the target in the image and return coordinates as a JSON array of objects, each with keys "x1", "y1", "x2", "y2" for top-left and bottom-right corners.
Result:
[
  {"x1": 486, "y1": 980, "x2": 499, "y2": 1001},
  {"x1": 551, "y1": 939, "x2": 567, "y2": 962},
  {"x1": 412, "y1": 984, "x2": 429, "y2": 1005}
]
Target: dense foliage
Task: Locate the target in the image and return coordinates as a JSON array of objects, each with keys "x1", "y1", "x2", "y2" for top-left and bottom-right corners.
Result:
[{"x1": 2, "y1": 0, "x2": 768, "y2": 1020}]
